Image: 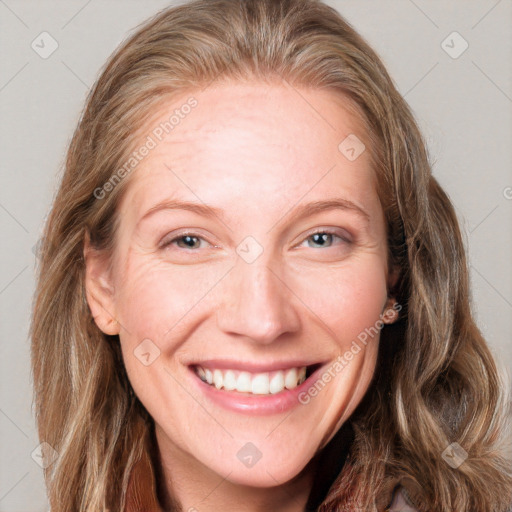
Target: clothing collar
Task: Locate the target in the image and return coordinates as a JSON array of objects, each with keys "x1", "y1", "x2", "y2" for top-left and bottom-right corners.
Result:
[
  {"x1": 124, "y1": 441, "x2": 163, "y2": 512},
  {"x1": 125, "y1": 421, "x2": 355, "y2": 512}
]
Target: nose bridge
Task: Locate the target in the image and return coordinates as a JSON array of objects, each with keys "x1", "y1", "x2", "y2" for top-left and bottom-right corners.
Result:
[{"x1": 216, "y1": 251, "x2": 301, "y2": 344}]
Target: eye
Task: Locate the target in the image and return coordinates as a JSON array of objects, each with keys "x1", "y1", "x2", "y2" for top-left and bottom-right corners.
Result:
[
  {"x1": 298, "y1": 228, "x2": 351, "y2": 249},
  {"x1": 160, "y1": 232, "x2": 211, "y2": 250},
  {"x1": 159, "y1": 228, "x2": 351, "y2": 252}
]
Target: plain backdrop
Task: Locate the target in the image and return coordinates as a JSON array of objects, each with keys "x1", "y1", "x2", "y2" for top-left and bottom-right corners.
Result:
[{"x1": 0, "y1": 1, "x2": 511, "y2": 510}]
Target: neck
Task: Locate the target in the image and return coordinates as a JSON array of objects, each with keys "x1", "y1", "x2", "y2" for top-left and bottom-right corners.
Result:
[{"x1": 152, "y1": 422, "x2": 354, "y2": 512}]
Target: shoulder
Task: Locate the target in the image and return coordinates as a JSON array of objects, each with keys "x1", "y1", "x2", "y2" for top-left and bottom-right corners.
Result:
[{"x1": 386, "y1": 484, "x2": 420, "y2": 512}]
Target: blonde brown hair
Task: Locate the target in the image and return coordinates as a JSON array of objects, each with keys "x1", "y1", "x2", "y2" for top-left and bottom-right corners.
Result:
[{"x1": 30, "y1": 0, "x2": 512, "y2": 510}]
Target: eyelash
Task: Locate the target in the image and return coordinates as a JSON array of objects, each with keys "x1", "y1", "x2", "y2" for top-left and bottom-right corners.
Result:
[
  {"x1": 160, "y1": 228, "x2": 351, "y2": 251},
  {"x1": 299, "y1": 228, "x2": 351, "y2": 248}
]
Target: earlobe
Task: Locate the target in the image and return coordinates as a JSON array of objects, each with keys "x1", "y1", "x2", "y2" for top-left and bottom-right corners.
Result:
[
  {"x1": 382, "y1": 265, "x2": 401, "y2": 324},
  {"x1": 382, "y1": 296, "x2": 400, "y2": 324},
  {"x1": 83, "y1": 232, "x2": 120, "y2": 336}
]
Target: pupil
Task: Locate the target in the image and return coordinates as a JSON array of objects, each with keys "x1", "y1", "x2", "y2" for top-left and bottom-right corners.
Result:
[
  {"x1": 182, "y1": 235, "x2": 197, "y2": 248},
  {"x1": 312, "y1": 233, "x2": 329, "y2": 246}
]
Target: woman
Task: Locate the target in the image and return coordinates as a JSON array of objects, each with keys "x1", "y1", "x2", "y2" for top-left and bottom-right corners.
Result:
[{"x1": 30, "y1": 0, "x2": 512, "y2": 511}]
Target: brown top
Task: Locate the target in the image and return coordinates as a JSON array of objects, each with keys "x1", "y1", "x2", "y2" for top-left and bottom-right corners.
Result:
[
  {"x1": 123, "y1": 452, "x2": 419, "y2": 512},
  {"x1": 123, "y1": 422, "x2": 419, "y2": 511},
  {"x1": 124, "y1": 448, "x2": 163, "y2": 512}
]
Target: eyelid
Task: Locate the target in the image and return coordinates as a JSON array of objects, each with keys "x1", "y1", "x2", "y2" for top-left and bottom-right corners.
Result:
[
  {"x1": 159, "y1": 229, "x2": 215, "y2": 249},
  {"x1": 297, "y1": 226, "x2": 353, "y2": 245},
  {"x1": 160, "y1": 226, "x2": 353, "y2": 253}
]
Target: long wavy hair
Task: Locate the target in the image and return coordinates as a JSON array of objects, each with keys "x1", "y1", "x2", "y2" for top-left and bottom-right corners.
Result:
[{"x1": 30, "y1": 0, "x2": 512, "y2": 510}]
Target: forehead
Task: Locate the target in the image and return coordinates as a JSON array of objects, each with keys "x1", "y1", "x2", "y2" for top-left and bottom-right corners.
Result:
[{"x1": 118, "y1": 81, "x2": 377, "y2": 225}]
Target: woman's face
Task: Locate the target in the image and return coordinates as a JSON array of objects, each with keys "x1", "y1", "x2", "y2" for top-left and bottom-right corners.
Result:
[{"x1": 86, "y1": 81, "x2": 397, "y2": 487}]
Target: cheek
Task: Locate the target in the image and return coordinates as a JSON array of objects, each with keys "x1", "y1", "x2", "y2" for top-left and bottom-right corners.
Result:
[
  {"x1": 295, "y1": 260, "x2": 388, "y2": 444},
  {"x1": 115, "y1": 249, "x2": 389, "y2": 355},
  {"x1": 292, "y1": 258, "x2": 388, "y2": 348},
  {"x1": 112, "y1": 254, "x2": 223, "y2": 423},
  {"x1": 114, "y1": 253, "x2": 228, "y2": 344}
]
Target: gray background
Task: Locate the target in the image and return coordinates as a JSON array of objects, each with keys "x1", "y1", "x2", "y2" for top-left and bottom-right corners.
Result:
[{"x1": 1, "y1": 1, "x2": 511, "y2": 510}]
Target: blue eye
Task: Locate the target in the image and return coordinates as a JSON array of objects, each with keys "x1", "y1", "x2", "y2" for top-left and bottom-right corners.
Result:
[
  {"x1": 160, "y1": 228, "x2": 351, "y2": 252},
  {"x1": 299, "y1": 229, "x2": 350, "y2": 249}
]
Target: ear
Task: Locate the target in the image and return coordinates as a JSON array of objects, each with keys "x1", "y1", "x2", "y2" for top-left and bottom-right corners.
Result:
[
  {"x1": 381, "y1": 296, "x2": 400, "y2": 325},
  {"x1": 382, "y1": 265, "x2": 401, "y2": 325},
  {"x1": 387, "y1": 263, "x2": 400, "y2": 292},
  {"x1": 83, "y1": 231, "x2": 120, "y2": 335}
]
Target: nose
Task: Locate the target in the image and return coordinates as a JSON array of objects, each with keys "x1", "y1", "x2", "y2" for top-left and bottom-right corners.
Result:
[{"x1": 216, "y1": 256, "x2": 301, "y2": 345}]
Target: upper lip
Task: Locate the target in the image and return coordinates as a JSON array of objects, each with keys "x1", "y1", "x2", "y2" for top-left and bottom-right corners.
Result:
[{"x1": 187, "y1": 359, "x2": 325, "y2": 373}]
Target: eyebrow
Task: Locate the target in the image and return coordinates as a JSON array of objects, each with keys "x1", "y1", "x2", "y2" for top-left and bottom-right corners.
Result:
[{"x1": 137, "y1": 197, "x2": 370, "y2": 226}]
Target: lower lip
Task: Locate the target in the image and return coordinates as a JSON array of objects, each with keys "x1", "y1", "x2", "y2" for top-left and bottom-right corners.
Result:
[{"x1": 188, "y1": 364, "x2": 327, "y2": 416}]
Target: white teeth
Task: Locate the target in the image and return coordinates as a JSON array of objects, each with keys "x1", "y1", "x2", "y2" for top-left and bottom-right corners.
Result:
[
  {"x1": 236, "y1": 371, "x2": 251, "y2": 392},
  {"x1": 223, "y1": 370, "x2": 237, "y2": 391},
  {"x1": 284, "y1": 368, "x2": 298, "y2": 390},
  {"x1": 196, "y1": 366, "x2": 206, "y2": 380},
  {"x1": 251, "y1": 373, "x2": 270, "y2": 394},
  {"x1": 213, "y1": 369, "x2": 223, "y2": 389},
  {"x1": 269, "y1": 371, "x2": 285, "y2": 394},
  {"x1": 194, "y1": 365, "x2": 308, "y2": 395}
]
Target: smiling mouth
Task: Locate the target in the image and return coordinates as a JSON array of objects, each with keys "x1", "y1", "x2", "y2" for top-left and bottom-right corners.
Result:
[{"x1": 191, "y1": 364, "x2": 322, "y2": 395}]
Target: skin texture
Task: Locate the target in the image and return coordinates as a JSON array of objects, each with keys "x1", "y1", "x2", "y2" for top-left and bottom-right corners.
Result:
[{"x1": 84, "y1": 81, "x2": 399, "y2": 512}]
